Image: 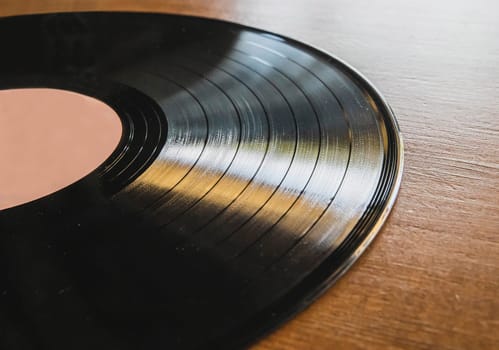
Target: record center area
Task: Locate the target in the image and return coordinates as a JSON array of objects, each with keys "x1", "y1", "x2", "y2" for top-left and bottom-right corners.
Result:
[{"x1": 0, "y1": 88, "x2": 122, "y2": 210}]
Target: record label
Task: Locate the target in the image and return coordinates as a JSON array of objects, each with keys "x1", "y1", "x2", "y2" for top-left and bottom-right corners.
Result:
[{"x1": 0, "y1": 88, "x2": 122, "y2": 210}]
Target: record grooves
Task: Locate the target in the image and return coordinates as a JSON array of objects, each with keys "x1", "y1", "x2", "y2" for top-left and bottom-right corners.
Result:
[{"x1": 0, "y1": 12, "x2": 403, "y2": 350}]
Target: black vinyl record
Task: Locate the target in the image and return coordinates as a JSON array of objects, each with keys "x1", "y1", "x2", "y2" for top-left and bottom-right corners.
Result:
[{"x1": 0, "y1": 12, "x2": 403, "y2": 350}]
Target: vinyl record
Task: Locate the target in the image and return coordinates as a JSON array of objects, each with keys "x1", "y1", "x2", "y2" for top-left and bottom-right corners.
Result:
[{"x1": 0, "y1": 12, "x2": 403, "y2": 350}]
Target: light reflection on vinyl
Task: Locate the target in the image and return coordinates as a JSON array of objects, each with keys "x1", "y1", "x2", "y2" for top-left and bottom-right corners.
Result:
[{"x1": 0, "y1": 12, "x2": 403, "y2": 350}]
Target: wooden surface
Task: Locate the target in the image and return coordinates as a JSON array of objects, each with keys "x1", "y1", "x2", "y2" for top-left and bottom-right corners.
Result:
[{"x1": 1, "y1": 0, "x2": 498, "y2": 349}]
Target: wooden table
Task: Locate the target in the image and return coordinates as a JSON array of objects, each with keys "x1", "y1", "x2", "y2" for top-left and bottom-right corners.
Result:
[{"x1": 1, "y1": 0, "x2": 498, "y2": 349}]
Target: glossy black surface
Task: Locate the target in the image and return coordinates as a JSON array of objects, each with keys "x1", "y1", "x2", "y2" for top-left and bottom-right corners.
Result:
[{"x1": 0, "y1": 12, "x2": 403, "y2": 350}]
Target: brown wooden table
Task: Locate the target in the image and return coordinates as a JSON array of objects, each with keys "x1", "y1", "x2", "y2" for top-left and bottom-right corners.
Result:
[{"x1": 1, "y1": 0, "x2": 498, "y2": 349}]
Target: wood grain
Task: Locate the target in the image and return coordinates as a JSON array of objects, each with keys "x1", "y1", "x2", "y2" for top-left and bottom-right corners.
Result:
[{"x1": 1, "y1": 0, "x2": 498, "y2": 349}]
